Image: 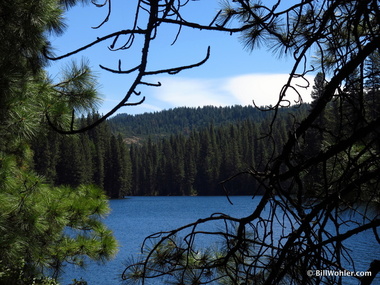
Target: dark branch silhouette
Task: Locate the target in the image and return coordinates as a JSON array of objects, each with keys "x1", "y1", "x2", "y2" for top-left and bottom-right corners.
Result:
[
  {"x1": 116, "y1": 1, "x2": 380, "y2": 285},
  {"x1": 44, "y1": 1, "x2": 380, "y2": 284}
]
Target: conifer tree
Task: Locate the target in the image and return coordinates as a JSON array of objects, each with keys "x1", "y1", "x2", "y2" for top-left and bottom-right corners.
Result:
[
  {"x1": 88, "y1": 113, "x2": 109, "y2": 188},
  {"x1": 104, "y1": 135, "x2": 124, "y2": 198},
  {"x1": 117, "y1": 134, "x2": 132, "y2": 197},
  {"x1": 183, "y1": 135, "x2": 198, "y2": 195},
  {"x1": 0, "y1": 0, "x2": 118, "y2": 283},
  {"x1": 365, "y1": 52, "x2": 380, "y2": 123}
]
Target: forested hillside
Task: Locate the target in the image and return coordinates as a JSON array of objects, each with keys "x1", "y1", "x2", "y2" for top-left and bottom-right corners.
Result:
[
  {"x1": 32, "y1": 113, "x2": 132, "y2": 199},
  {"x1": 32, "y1": 104, "x2": 310, "y2": 197},
  {"x1": 108, "y1": 105, "x2": 277, "y2": 138},
  {"x1": 128, "y1": 105, "x2": 309, "y2": 195},
  {"x1": 32, "y1": 74, "x2": 380, "y2": 198}
]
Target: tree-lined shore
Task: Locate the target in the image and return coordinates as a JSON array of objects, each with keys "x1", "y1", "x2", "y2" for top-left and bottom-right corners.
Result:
[{"x1": 32, "y1": 105, "x2": 308, "y2": 197}]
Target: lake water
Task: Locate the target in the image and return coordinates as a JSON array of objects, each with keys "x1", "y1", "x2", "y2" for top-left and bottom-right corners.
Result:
[{"x1": 59, "y1": 196, "x2": 380, "y2": 285}]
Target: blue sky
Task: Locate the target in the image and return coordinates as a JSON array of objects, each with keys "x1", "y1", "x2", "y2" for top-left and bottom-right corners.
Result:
[{"x1": 47, "y1": 1, "x2": 315, "y2": 115}]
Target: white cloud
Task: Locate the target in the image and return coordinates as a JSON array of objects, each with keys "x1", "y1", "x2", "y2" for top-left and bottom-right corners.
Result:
[
  {"x1": 152, "y1": 73, "x2": 314, "y2": 110},
  {"x1": 151, "y1": 77, "x2": 236, "y2": 108},
  {"x1": 223, "y1": 74, "x2": 314, "y2": 107}
]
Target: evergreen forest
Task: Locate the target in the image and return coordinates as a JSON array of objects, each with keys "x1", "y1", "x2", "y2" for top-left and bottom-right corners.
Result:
[
  {"x1": 32, "y1": 68, "x2": 380, "y2": 199},
  {"x1": 31, "y1": 105, "x2": 308, "y2": 197}
]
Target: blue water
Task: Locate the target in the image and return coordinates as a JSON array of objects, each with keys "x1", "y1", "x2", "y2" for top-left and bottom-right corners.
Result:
[{"x1": 59, "y1": 196, "x2": 380, "y2": 285}]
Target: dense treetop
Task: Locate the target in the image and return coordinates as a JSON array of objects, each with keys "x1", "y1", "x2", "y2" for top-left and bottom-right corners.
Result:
[
  {"x1": 32, "y1": 104, "x2": 310, "y2": 197},
  {"x1": 109, "y1": 105, "x2": 278, "y2": 138}
]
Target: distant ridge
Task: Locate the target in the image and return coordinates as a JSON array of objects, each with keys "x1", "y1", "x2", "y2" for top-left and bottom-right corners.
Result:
[{"x1": 108, "y1": 105, "x2": 309, "y2": 139}]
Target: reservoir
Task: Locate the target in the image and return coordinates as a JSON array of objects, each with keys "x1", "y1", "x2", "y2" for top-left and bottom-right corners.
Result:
[{"x1": 60, "y1": 196, "x2": 380, "y2": 285}]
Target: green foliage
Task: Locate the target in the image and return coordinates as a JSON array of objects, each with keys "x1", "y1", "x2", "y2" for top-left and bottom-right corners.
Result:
[
  {"x1": 31, "y1": 106, "x2": 306, "y2": 197},
  {"x1": 123, "y1": 224, "x2": 299, "y2": 285},
  {"x1": 123, "y1": 236, "x2": 218, "y2": 285},
  {"x1": 0, "y1": 0, "x2": 64, "y2": 76},
  {"x1": 51, "y1": 59, "x2": 102, "y2": 115},
  {"x1": 127, "y1": 105, "x2": 307, "y2": 196},
  {"x1": 108, "y1": 105, "x2": 270, "y2": 139},
  {"x1": 0, "y1": 0, "x2": 118, "y2": 283},
  {"x1": 32, "y1": 114, "x2": 132, "y2": 198},
  {"x1": 0, "y1": 151, "x2": 118, "y2": 284}
]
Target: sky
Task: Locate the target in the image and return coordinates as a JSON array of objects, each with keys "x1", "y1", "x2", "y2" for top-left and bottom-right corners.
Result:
[{"x1": 47, "y1": 0, "x2": 316, "y2": 116}]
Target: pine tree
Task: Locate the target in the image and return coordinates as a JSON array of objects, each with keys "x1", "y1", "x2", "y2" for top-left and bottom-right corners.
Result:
[
  {"x1": 301, "y1": 73, "x2": 328, "y2": 193},
  {"x1": 0, "y1": 0, "x2": 118, "y2": 282},
  {"x1": 104, "y1": 135, "x2": 121, "y2": 198},
  {"x1": 32, "y1": 130, "x2": 60, "y2": 184},
  {"x1": 195, "y1": 124, "x2": 221, "y2": 195},
  {"x1": 55, "y1": 135, "x2": 84, "y2": 187},
  {"x1": 130, "y1": 144, "x2": 142, "y2": 195},
  {"x1": 364, "y1": 51, "x2": 380, "y2": 150},
  {"x1": 183, "y1": 135, "x2": 198, "y2": 195},
  {"x1": 79, "y1": 132, "x2": 94, "y2": 185},
  {"x1": 89, "y1": 114, "x2": 109, "y2": 189},
  {"x1": 310, "y1": 72, "x2": 326, "y2": 101},
  {"x1": 117, "y1": 134, "x2": 132, "y2": 197},
  {"x1": 160, "y1": 139, "x2": 175, "y2": 195}
]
